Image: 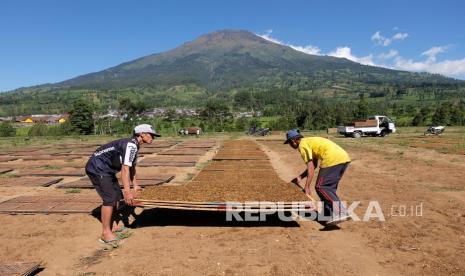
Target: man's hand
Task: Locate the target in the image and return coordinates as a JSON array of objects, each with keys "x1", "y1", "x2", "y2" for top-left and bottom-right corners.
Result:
[
  {"x1": 304, "y1": 185, "x2": 312, "y2": 197},
  {"x1": 123, "y1": 189, "x2": 134, "y2": 206},
  {"x1": 133, "y1": 185, "x2": 142, "y2": 193}
]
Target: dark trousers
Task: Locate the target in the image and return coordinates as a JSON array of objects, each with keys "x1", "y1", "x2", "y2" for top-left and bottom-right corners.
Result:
[
  {"x1": 315, "y1": 162, "x2": 349, "y2": 222},
  {"x1": 86, "y1": 171, "x2": 122, "y2": 207}
]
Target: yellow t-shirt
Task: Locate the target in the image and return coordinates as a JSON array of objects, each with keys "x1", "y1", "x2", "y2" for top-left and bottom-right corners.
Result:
[{"x1": 298, "y1": 137, "x2": 351, "y2": 168}]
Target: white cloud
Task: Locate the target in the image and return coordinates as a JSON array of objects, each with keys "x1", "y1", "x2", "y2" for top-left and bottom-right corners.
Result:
[
  {"x1": 378, "y1": 49, "x2": 399, "y2": 60},
  {"x1": 257, "y1": 30, "x2": 465, "y2": 79},
  {"x1": 371, "y1": 31, "x2": 389, "y2": 46},
  {"x1": 371, "y1": 31, "x2": 408, "y2": 46},
  {"x1": 290, "y1": 45, "x2": 321, "y2": 55},
  {"x1": 258, "y1": 30, "x2": 283, "y2": 45},
  {"x1": 328, "y1": 47, "x2": 375, "y2": 66},
  {"x1": 394, "y1": 45, "x2": 465, "y2": 77},
  {"x1": 421, "y1": 46, "x2": 447, "y2": 62},
  {"x1": 257, "y1": 30, "x2": 321, "y2": 55},
  {"x1": 394, "y1": 56, "x2": 465, "y2": 77},
  {"x1": 392, "y1": 33, "x2": 409, "y2": 41}
]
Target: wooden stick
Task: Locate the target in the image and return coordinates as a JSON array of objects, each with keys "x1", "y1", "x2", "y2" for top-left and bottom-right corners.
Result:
[
  {"x1": 140, "y1": 204, "x2": 313, "y2": 212},
  {"x1": 135, "y1": 199, "x2": 312, "y2": 205},
  {"x1": 139, "y1": 202, "x2": 313, "y2": 209}
]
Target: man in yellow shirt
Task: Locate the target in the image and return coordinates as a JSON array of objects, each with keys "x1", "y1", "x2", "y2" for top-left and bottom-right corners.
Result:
[{"x1": 284, "y1": 129, "x2": 351, "y2": 228}]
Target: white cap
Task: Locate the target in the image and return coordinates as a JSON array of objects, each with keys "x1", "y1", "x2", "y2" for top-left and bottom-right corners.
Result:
[{"x1": 134, "y1": 124, "x2": 161, "y2": 137}]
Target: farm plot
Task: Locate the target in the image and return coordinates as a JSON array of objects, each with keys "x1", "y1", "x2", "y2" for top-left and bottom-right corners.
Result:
[
  {"x1": 158, "y1": 149, "x2": 209, "y2": 156},
  {"x1": 0, "y1": 261, "x2": 41, "y2": 276},
  {"x1": 56, "y1": 174, "x2": 175, "y2": 189},
  {"x1": 137, "y1": 148, "x2": 166, "y2": 154},
  {"x1": 138, "y1": 155, "x2": 199, "y2": 167},
  {"x1": 16, "y1": 167, "x2": 85, "y2": 177},
  {"x1": 142, "y1": 156, "x2": 199, "y2": 163},
  {"x1": 0, "y1": 168, "x2": 13, "y2": 174},
  {"x1": 385, "y1": 135, "x2": 465, "y2": 155},
  {"x1": 19, "y1": 155, "x2": 81, "y2": 161},
  {"x1": 175, "y1": 140, "x2": 216, "y2": 148},
  {"x1": 144, "y1": 141, "x2": 179, "y2": 148},
  {"x1": 0, "y1": 157, "x2": 18, "y2": 162},
  {"x1": 0, "y1": 195, "x2": 101, "y2": 214},
  {"x1": 0, "y1": 177, "x2": 63, "y2": 187}
]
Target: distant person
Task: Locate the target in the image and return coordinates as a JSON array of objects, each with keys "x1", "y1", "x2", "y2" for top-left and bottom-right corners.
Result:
[
  {"x1": 85, "y1": 124, "x2": 161, "y2": 244},
  {"x1": 284, "y1": 129, "x2": 351, "y2": 228}
]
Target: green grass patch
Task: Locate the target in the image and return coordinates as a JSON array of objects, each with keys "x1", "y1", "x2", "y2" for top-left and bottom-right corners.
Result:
[
  {"x1": 65, "y1": 188, "x2": 81, "y2": 194},
  {"x1": 398, "y1": 140, "x2": 409, "y2": 147},
  {"x1": 185, "y1": 173, "x2": 196, "y2": 181},
  {"x1": 40, "y1": 165, "x2": 62, "y2": 170},
  {"x1": 0, "y1": 173, "x2": 20, "y2": 178},
  {"x1": 196, "y1": 161, "x2": 211, "y2": 170},
  {"x1": 424, "y1": 160, "x2": 434, "y2": 166}
]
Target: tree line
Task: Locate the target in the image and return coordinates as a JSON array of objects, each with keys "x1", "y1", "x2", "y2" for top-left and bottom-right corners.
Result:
[{"x1": 1, "y1": 92, "x2": 463, "y2": 137}]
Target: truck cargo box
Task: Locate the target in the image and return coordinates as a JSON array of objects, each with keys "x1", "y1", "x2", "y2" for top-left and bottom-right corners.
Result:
[{"x1": 352, "y1": 119, "x2": 378, "y2": 127}]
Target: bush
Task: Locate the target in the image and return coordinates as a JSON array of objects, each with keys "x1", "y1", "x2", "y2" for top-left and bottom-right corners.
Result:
[
  {"x1": 69, "y1": 99, "x2": 94, "y2": 135},
  {"x1": 270, "y1": 115, "x2": 296, "y2": 130},
  {"x1": 47, "y1": 122, "x2": 73, "y2": 136},
  {"x1": 0, "y1": 122, "x2": 16, "y2": 137},
  {"x1": 234, "y1": 117, "x2": 248, "y2": 131},
  {"x1": 28, "y1": 123, "x2": 48, "y2": 136}
]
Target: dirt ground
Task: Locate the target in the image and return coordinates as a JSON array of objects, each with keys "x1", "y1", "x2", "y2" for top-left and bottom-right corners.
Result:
[{"x1": 0, "y1": 133, "x2": 464, "y2": 275}]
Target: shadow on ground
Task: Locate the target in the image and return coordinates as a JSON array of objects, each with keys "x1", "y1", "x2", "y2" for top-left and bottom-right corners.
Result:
[
  {"x1": 91, "y1": 206, "x2": 302, "y2": 228},
  {"x1": 134, "y1": 208, "x2": 301, "y2": 227}
]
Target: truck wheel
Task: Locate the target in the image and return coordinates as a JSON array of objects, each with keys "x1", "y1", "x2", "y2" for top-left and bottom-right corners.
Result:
[
  {"x1": 352, "y1": 131, "x2": 362, "y2": 138},
  {"x1": 380, "y1": 130, "x2": 388, "y2": 137}
]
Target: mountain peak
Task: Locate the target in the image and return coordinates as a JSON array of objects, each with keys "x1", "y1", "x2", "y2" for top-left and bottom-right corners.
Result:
[
  {"x1": 199, "y1": 29, "x2": 264, "y2": 41},
  {"x1": 53, "y1": 29, "x2": 459, "y2": 90},
  {"x1": 182, "y1": 29, "x2": 270, "y2": 50}
]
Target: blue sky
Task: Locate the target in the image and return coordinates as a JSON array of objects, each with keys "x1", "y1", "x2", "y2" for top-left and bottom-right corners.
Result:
[{"x1": 1, "y1": 0, "x2": 464, "y2": 92}]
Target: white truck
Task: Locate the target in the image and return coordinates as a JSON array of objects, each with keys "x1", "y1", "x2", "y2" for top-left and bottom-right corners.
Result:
[{"x1": 337, "y1": 115, "x2": 396, "y2": 138}]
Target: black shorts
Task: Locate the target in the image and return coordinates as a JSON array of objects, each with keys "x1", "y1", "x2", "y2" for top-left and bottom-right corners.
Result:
[{"x1": 86, "y1": 172, "x2": 122, "y2": 207}]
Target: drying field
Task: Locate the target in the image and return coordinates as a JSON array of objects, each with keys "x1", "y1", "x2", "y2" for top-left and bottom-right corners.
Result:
[
  {"x1": 140, "y1": 140, "x2": 309, "y2": 202},
  {"x1": 0, "y1": 130, "x2": 463, "y2": 275}
]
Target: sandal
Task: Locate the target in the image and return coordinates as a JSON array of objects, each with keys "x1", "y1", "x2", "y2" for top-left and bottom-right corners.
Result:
[
  {"x1": 116, "y1": 231, "x2": 132, "y2": 239},
  {"x1": 113, "y1": 226, "x2": 129, "y2": 233},
  {"x1": 98, "y1": 236, "x2": 123, "y2": 247}
]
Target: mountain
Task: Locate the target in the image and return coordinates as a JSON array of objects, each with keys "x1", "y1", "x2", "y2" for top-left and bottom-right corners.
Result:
[
  {"x1": 55, "y1": 30, "x2": 461, "y2": 90},
  {"x1": 1, "y1": 29, "x2": 464, "y2": 116}
]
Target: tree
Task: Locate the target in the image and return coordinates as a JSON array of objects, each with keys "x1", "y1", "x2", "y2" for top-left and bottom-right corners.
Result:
[
  {"x1": 412, "y1": 114, "x2": 424, "y2": 126},
  {"x1": 69, "y1": 99, "x2": 94, "y2": 135},
  {"x1": 270, "y1": 114, "x2": 296, "y2": 130},
  {"x1": 432, "y1": 103, "x2": 450, "y2": 125},
  {"x1": 295, "y1": 110, "x2": 309, "y2": 129},
  {"x1": 0, "y1": 122, "x2": 16, "y2": 137},
  {"x1": 233, "y1": 90, "x2": 254, "y2": 109},
  {"x1": 200, "y1": 100, "x2": 232, "y2": 131},
  {"x1": 450, "y1": 104, "x2": 464, "y2": 125},
  {"x1": 355, "y1": 95, "x2": 370, "y2": 119},
  {"x1": 200, "y1": 100, "x2": 231, "y2": 119},
  {"x1": 234, "y1": 117, "x2": 248, "y2": 131},
  {"x1": 28, "y1": 123, "x2": 48, "y2": 136},
  {"x1": 164, "y1": 109, "x2": 178, "y2": 122},
  {"x1": 119, "y1": 97, "x2": 147, "y2": 121}
]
